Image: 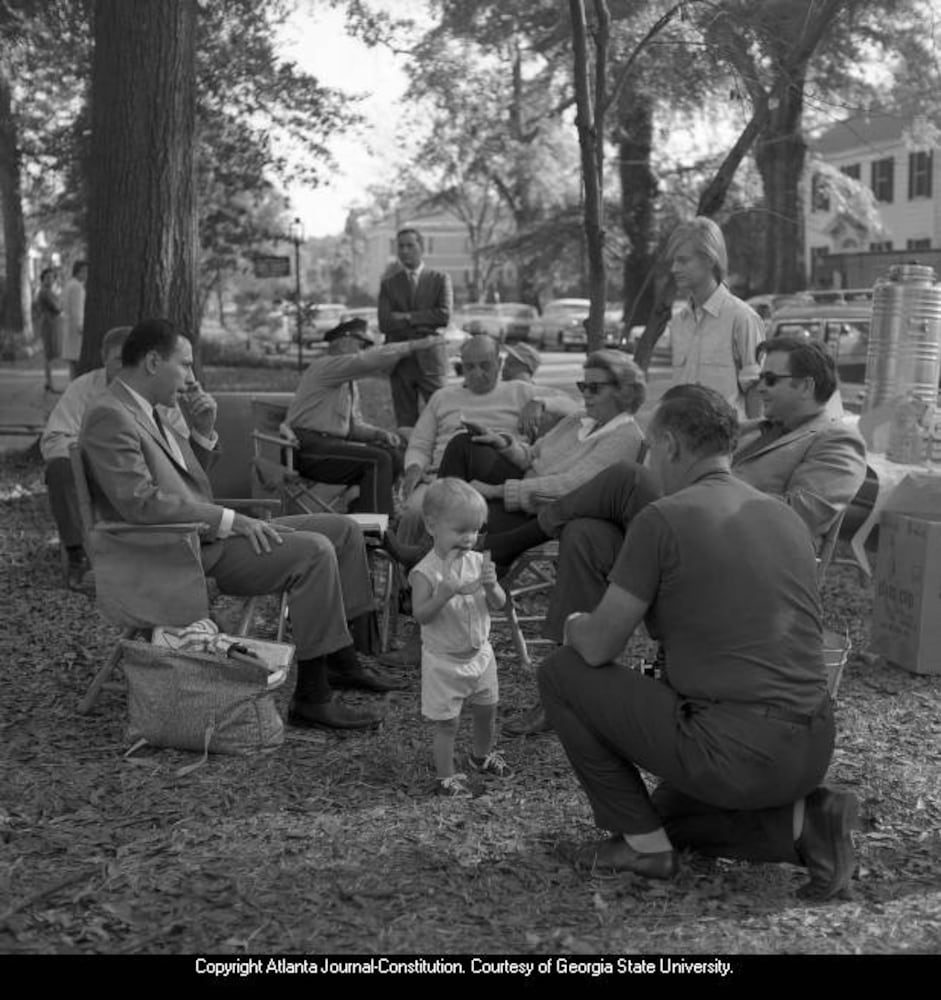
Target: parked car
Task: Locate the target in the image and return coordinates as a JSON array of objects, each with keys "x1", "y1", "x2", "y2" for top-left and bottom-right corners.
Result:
[
  {"x1": 254, "y1": 303, "x2": 293, "y2": 355},
  {"x1": 458, "y1": 302, "x2": 538, "y2": 343},
  {"x1": 623, "y1": 324, "x2": 672, "y2": 365},
  {"x1": 303, "y1": 302, "x2": 347, "y2": 347},
  {"x1": 746, "y1": 292, "x2": 814, "y2": 329},
  {"x1": 768, "y1": 302, "x2": 872, "y2": 383},
  {"x1": 527, "y1": 299, "x2": 587, "y2": 350}
]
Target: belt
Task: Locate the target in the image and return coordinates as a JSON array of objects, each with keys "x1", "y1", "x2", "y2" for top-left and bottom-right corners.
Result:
[{"x1": 734, "y1": 697, "x2": 830, "y2": 727}]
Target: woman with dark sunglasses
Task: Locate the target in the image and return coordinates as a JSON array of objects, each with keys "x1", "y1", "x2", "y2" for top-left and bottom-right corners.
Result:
[{"x1": 384, "y1": 350, "x2": 646, "y2": 575}]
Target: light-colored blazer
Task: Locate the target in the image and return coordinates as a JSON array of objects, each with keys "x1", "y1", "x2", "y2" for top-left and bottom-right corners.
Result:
[
  {"x1": 732, "y1": 411, "x2": 867, "y2": 538},
  {"x1": 79, "y1": 380, "x2": 225, "y2": 538}
]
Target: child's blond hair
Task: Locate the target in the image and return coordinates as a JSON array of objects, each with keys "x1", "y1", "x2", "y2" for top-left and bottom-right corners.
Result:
[{"x1": 422, "y1": 477, "x2": 487, "y2": 526}]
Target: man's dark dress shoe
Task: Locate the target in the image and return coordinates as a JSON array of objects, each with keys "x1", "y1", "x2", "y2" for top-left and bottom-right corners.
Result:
[
  {"x1": 66, "y1": 555, "x2": 93, "y2": 592},
  {"x1": 563, "y1": 836, "x2": 678, "y2": 880},
  {"x1": 502, "y1": 701, "x2": 552, "y2": 736},
  {"x1": 287, "y1": 696, "x2": 384, "y2": 731},
  {"x1": 796, "y1": 786, "x2": 859, "y2": 900},
  {"x1": 326, "y1": 661, "x2": 407, "y2": 692}
]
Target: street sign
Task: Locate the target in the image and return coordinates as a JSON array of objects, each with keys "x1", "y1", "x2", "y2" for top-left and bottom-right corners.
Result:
[{"x1": 253, "y1": 255, "x2": 291, "y2": 278}]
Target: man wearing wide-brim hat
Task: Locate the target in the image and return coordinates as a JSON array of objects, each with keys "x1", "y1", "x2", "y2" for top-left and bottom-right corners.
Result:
[{"x1": 284, "y1": 316, "x2": 440, "y2": 516}]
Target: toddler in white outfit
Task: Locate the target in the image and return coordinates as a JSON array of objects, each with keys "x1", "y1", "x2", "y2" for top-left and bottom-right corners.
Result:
[{"x1": 408, "y1": 478, "x2": 509, "y2": 797}]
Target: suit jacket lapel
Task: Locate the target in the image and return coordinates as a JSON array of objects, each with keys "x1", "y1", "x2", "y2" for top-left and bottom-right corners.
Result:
[
  {"x1": 111, "y1": 382, "x2": 197, "y2": 476},
  {"x1": 735, "y1": 414, "x2": 827, "y2": 464}
]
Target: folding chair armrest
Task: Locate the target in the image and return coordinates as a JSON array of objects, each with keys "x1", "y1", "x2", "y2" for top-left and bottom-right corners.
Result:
[
  {"x1": 96, "y1": 521, "x2": 204, "y2": 535},
  {"x1": 252, "y1": 430, "x2": 299, "y2": 451},
  {"x1": 219, "y1": 498, "x2": 282, "y2": 511}
]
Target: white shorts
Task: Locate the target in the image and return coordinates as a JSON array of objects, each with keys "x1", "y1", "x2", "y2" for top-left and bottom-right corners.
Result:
[{"x1": 421, "y1": 645, "x2": 498, "y2": 721}]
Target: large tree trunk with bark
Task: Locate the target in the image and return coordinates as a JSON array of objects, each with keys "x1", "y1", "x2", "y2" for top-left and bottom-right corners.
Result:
[
  {"x1": 754, "y1": 80, "x2": 807, "y2": 292},
  {"x1": 0, "y1": 63, "x2": 32, "y2": 356},
  {"x1": 82, "y1": 0, "x2": 198, "y2": 373},
  {"x1": 618, "y1": 85, "x2": 656, "y2": 329}
]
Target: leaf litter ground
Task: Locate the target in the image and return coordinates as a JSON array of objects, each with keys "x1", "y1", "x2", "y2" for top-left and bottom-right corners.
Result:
[{"x1": 1, "y1": 374, "x2": 939, "y2": 958}]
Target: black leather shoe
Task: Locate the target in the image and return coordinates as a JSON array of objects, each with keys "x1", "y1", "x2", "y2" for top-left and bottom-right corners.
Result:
[
  {"x1": 562, "y1": 836, "x2": 678, "y2": 880},
  {"x1": 326, "y1": 661, "x2": 407, "y2": 692},
  {"x1": 66, "y1": 555, "x2": 93, "y2": 592},
  {"x1": 796, "y1": 786, "x2": 859, "y2": 900},
  {"x1": 287, "y1": 696, "x2": 384, "y2": 731},
  {"x1": 503, "y1": 701, "x2": 552, "y2": 736}
]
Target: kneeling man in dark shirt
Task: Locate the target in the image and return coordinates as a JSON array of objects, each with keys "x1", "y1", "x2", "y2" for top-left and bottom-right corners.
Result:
[{"x1": 540, "y1": 384, "x2": 858, "y2": 900}]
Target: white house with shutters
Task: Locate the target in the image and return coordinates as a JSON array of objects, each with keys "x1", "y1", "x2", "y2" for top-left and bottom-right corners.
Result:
[{"x1": 804, "y1": 111, "x2": 940, "y2": 284}]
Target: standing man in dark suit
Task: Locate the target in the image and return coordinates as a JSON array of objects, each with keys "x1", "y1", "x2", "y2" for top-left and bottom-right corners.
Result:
[{"x1": 378, "y1": 227, "x2": 453, "y2": 430}]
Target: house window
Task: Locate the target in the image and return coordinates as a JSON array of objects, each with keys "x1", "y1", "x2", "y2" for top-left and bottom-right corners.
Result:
[
  {"x1": 908, "y1": 151, "x2": 933, "y2": 198},
  {"x1": 906, "y1": 238, "x2": 931, "y2": 250},
  {"x1": 811, "y1": 172, "x2": 830, "y2": 212},
  {"x1": 869, "y1": 241, "x2": 893, "y2": 252},
  {"x1": 841, "y1": 163, "x2": 861, "y2": 181},
  {"x1": 871, "y1": 157, "x2": 894, "y2": 202}
]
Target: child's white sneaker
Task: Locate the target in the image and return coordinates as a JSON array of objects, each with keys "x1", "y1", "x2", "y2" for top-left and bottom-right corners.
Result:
[
  {"x1": 469, "y1": 750, "x2": 512, "y2": 778},
  {"x1": 435, "y1": 773, "x2": 476, "y2": 798}
]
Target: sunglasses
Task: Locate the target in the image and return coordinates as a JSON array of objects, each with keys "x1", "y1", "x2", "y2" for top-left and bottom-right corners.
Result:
[
  {"x1": 757, "y1": 371, "x2": 796, "y2": 387},
  {"x1": 576, "y1": 380, "x2": 616, "y2": 395}
]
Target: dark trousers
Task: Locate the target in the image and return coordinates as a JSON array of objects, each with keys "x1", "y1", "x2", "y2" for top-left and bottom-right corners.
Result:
[
  {"x1": 437, "y1": 432, "x2": 535, "y2": 569},
  {"x1": 295, "y1": 430, "x2": 401, "y2": 516},
  {"x1": 390, "y1": 353, "x2": 447, "y2": 429},
  {"x1": 201, "y1": 513, "x2": 375, "y2": 662},
  {"x1": 45, "y1": 457, "x2": 84, "y2": 550},
  {"x1": 536, "y1": 462, "x2": 658, "y2": 640},
  {"x1": 538, "y1": 645, "x2": 833, "y2": 858}
]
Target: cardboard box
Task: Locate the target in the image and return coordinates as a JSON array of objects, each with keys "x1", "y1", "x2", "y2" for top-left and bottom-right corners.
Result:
[{"x1": 869, "y1": 511, "x2": 941, "y2": 674}]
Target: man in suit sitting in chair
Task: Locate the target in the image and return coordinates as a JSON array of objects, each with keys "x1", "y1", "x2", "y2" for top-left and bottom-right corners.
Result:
[{"x1": 79, "y1": 318, "x2": 404, "y2": 732}]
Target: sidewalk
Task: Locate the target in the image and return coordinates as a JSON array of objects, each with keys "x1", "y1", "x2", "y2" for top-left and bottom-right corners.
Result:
[{"x1": 0, "y1": 360, "x2": 67, "y2": 453}]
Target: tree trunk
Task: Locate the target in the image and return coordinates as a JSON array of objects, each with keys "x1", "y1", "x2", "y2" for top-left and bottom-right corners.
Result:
[
  {"x1": 754, "y1": 79, "x2": 807, "y2": 292},
  {"x1": 82, "y1": 0, "x2": 198, "y2": 373},
  {"x1": 618, "y1": 85, "x2": 656, "y2": 329},
  {"x1": 0, "y1": 63, "x2": 32, "y2": 355},
  {"x1": 569, "y1": 0, "x2": 608, "y2": 352}
]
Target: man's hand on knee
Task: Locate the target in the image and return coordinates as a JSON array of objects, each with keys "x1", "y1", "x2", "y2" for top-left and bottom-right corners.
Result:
[{"x1": 232, "y1": 513, "x2": 294, "y2": 555}]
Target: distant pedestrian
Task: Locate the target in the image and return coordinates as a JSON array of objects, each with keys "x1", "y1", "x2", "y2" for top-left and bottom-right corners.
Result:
[
  {"x1": 409, "y1": 478, "x2": 510, "y2": 797},
  {"x1": 667, "y1": 218, "x2": 763, "y2": 418},
  {"x1": 378, "y1": 228, "x2": 453, "y2": 430},
  {"x1": 61, "y1": 260, "x2": 88, "y2": 380},
  {"x1": 35, "y1": 267, "x2": 63, "y2": 393}
]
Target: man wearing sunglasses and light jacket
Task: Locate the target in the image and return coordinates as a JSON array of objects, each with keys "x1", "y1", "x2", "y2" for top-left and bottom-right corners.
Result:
[{"x1": 502, "y1": 338, "x2": 866, "y2": 736}]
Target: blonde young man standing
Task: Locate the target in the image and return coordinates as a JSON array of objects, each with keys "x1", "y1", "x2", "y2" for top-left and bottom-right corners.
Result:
[{"x1": 667, "y1": 217, "x2": 764, "y2": 418}]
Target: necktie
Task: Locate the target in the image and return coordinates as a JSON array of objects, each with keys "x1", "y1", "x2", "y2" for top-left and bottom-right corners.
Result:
[
  {"x1": 408, "y1": 270, "x2": 418, "y2": 306},
  {"x1": 152, "y1": 407, "x2": 170, "y2": 444}
]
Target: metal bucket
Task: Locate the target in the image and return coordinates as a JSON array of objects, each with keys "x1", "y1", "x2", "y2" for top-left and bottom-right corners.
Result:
[{"x1": 863, "y1": 263, "x2": 941, "y2": 463}]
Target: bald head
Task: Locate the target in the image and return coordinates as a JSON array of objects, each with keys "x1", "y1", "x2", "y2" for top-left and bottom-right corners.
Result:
[{"x1": 460, "y1": 334, "x2": 501, "y2": 394}]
